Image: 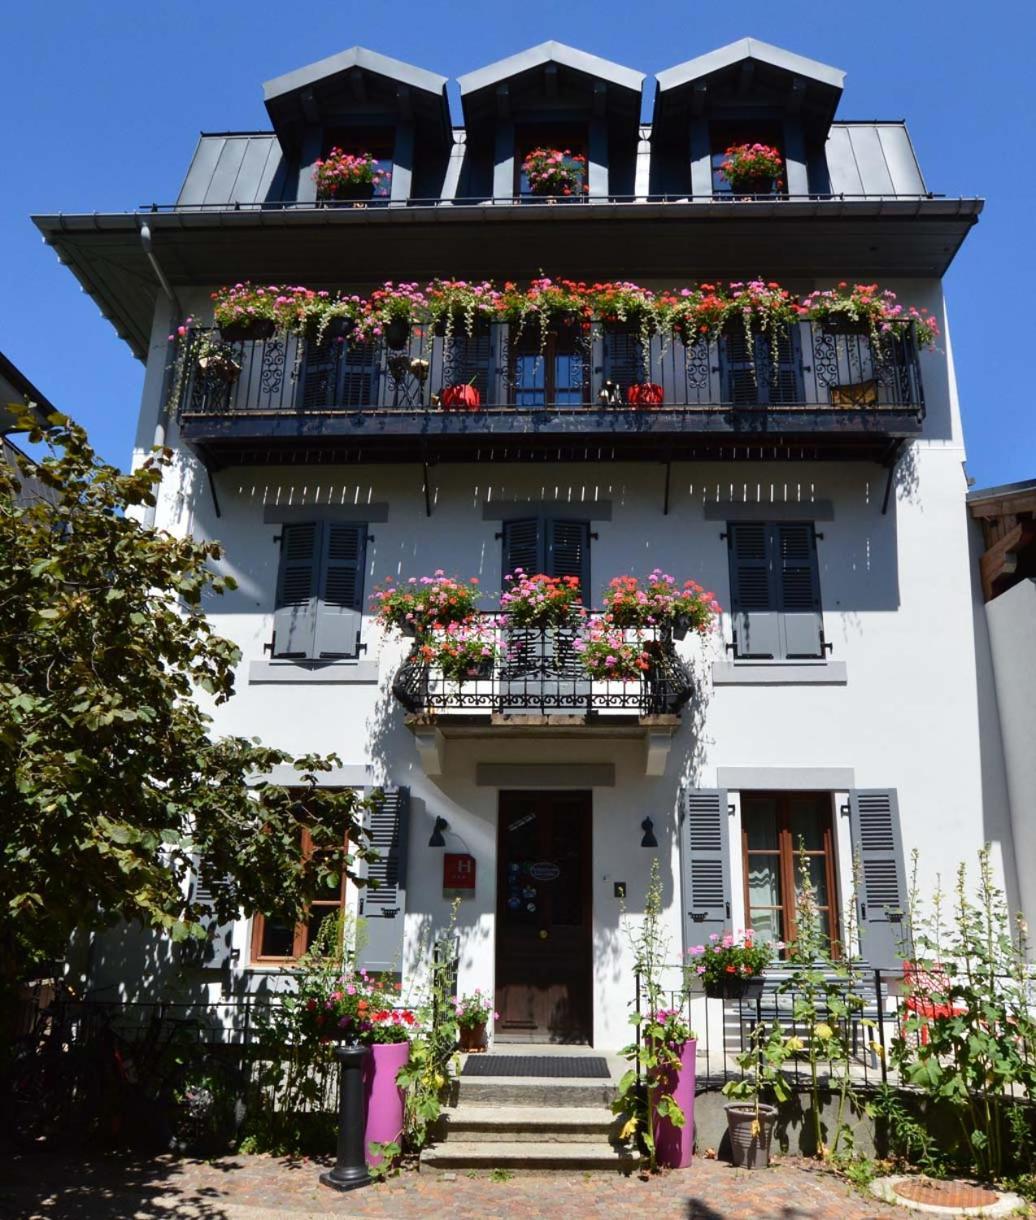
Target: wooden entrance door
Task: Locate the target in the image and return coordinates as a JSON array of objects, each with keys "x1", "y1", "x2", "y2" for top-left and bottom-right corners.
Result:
[{"x1": 495, "y1": 791, "x2": 593, "y2": 1043}]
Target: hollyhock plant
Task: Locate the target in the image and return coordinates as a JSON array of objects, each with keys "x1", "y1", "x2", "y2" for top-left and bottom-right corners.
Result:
[
  {"x1": 719, "y1": 143, "x2": 784, "y2": 191},
  {"x1": 521, "y1": 147, "x2": 588, "y2": 196},
  {"x1": 684, "y1": 932, "x2": 775, "y2": 993},
  {"x1": 500, "y1": 569, "x2": 584, "y2": 628},
  {"x1": 419, "y1": 621, "x2": 499, "y2": 682},
  {"x1": 371, "y1": 571, "x2": 481, "y2": 638},
  {"x1": 574, "y1": 620, "x2": 652, "y2": 681},
  {"x1": 313, "y1": 149, "x2": 390, "y2": 199}
]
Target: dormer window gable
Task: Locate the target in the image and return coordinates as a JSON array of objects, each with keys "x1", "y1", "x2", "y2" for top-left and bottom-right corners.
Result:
[
  {"x1": 652, "y1": 38, "x2": 844, "y2": 200},
  {"x1": 262, "y1": 46, "x2": 450, "y2": 204},
  {"x1": 457, "y1": 41, "x2": 644, "y2": 202}
]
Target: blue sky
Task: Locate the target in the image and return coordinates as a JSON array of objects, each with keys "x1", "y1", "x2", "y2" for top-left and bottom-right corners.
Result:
[{"x1": 3, "y1": 0, "x2": 1032, "y2": 487}]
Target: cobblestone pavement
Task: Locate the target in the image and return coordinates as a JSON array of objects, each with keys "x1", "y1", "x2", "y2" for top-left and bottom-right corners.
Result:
[{"x1": 0, "y1": 1152, "x2": 918, "y2": 1219}]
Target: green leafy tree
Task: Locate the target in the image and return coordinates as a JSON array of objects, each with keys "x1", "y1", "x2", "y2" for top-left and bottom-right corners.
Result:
[{"x1": 0, "y1": 412, "x2": 371, "y2": 1009}]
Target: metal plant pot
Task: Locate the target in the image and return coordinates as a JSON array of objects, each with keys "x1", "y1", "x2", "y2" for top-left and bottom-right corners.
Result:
[
  {"x1": 218, "y1": 318, "x2": 275, "y2": 343},
  {"x1": 384, "y1": 318, "x2": 411, "y2": 350},
  {"x1": 725, "y1": 1102, "x2": 777, "y2": 1169}
]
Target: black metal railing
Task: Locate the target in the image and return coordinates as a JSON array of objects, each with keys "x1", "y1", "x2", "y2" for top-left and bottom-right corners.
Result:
[
  {"x1": 178, "y1": 319, "x2": 925, "y2": 421},
  {"x1": 633, "y1": 963, "x2": 1036, "y2": 1095},
  {"x1": 390, "y1": 611, "x2": 693, "y2": 718}
]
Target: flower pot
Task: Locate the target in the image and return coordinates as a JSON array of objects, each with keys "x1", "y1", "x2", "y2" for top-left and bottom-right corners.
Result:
[
  {"x1": 725, "y1": 1102, "x2": 777, "y2": 1169},
  {"x1": 549, "y1": 314, "x2": 584, "y2": 337},
  {"x1": 321, "y1": 181, "x2": 375, "y2": 203},
  {"x1": 442, "y1": 658, "x2": 494, "y2": 683},
  {"x1": 196, "y1": 354, "x2": 240, "y2": 382},
  {"x1": 440, "y1": 384, "x2": 482, "y2": 411},
  {"x1": 652, "y1": 1038, "x2": 697, "y2": 1169},
  {"x1": 305, "y1": 314, "x2": 356, "y2": 345},
  {"x1": 218, "y1": 318, "x2": 275, "y2": 343},
  {"x1": 704, "y1": 976, "x2": 765, "y2": 1001},
  {"x1": 820, "y1": 319, "x2": 872, "y2": 337},
  {"x1": 433, "y1": 314, "x2": 489, "y2": 338},
  {"x1": 672, "y1": 613, "x2": 692, "y2": 641},
  {"x1": 363, "y1": 1041, "x2": 409, "y2": 1167},
  {"x1": 383, "y1": 318, "x2": 411, "y2": 351},
  {"x1": 728, "y1": 175, "x2": 774, "y2": 197},
  {"x1": 626, "y1": 382, "x2": 665, "y2": 408},
  {"x1": 458, "y1": 1021, "x2": 487, "y2": 1052}
]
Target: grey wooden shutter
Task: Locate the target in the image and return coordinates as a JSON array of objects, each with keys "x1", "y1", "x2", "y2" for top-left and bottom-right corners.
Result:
[
  {"x1": 679, "y1": 789, "x2": 732, "y2": 949},
  {"x1": 766, "y1": 325, "x2": 803, "y2": 405},
  {"x1": 728, "y1": 523, "x2": 780, "y2": 659},
  {"x1": 302, "y1": 337, "x2": 379, "y2": 410},
  {"x1": 339, "y1": 337, "x2": 380, "y2": 408},
  {"x1": 313, "y1": 523, "x2": 366, "y2": 659},
  {"x1": 848, "y1": 789, "x2": 909, "y2": 970},
  {"x1": 502, "y1": 517, "x2": 543, "y2": 582},
  {"x1": 300, "y1": 337, "x2": 338, "y2": 410},
  {"x1": 183, "y1": 858, "x2": 237, "y2": 968},
  {"x1": 603, "y1": 328, "x2": 643, "y2": 393},
  {"x1": 776, "y1": 523, "x2": 824, "y2": 659},
  {"x1": 547, "y1": 519, "x2": 591, "y2": 597},
  {"x1": 274, "y1": 522, "x2": 321, "y2": 658},
  {"x1": 450, "y1": 329, "x2": 493, "y2": 402},
  {"x1": 357, "y1": 787, "x2": 410, "y2": 974},
  {"x1": 723, "y1": 326, "x2": 802, "y2": 405},
  {"x1": 722, "y1": 326, "x2": 759, "y2": 405}
]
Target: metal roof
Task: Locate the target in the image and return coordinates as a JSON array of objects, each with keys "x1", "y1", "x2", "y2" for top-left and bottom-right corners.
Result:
[
  {"x1": 656, "y1": 37, "x2": 844, "y2": 93},
  {"x1": 968, "y1": 478, "x2": 1036, "y2": 506},
  {"x1": 263, "y1": 46, "x2": 447, "y2": 104},
  {"x1": 0, "y1": 351, "x2": 57, "y2": 433},
  {"x1": 457, "y1": 41, "x2": 643, "y2": 97}
]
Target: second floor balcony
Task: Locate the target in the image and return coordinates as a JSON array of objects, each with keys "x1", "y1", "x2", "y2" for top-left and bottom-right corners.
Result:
[{"x1": 177, "y1": 318, "x2": 926, "y2": 468}]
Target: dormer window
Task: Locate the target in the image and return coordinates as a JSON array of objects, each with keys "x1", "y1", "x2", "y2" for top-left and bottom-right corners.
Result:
[
  {"x1": 516, "y1": 125, "x2": 588, "y2": 200},
  {"x1": 322, "y1": 127, "x2": 394, "y2": 200},
  {"x1": 710, "y1": 122, "x2": 785, "y2": 197}
]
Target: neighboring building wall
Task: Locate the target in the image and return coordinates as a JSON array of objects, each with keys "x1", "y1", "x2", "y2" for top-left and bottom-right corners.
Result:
[{"x1": 984, "y1": 578, "x2": 1036, "y2": 938}]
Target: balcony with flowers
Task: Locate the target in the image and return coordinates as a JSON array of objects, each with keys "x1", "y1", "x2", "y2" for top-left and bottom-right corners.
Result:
[
  {"x1": 173, "y1": 278, "x2": 935, "y2": 468},
  {"x1": 374, "y1": 569, "x2": 718, "y2": 774}
]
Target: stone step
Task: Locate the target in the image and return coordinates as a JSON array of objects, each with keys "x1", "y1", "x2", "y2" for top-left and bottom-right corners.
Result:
[
  {"x1": 441, "y1": 1104, "x2": 622, "y2": 1143},
  {"x1": 455, "y1": 1077, "x2": 617, "y2": 1108},
  {"x1": 420, "y1": 1139, "x2": 638, "y2": 1172}
]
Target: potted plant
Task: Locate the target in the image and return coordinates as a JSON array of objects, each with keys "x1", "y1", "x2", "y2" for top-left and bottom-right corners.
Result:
[
  {"x1": 363, "y1": 281, "x2": 429, "y2": 351},
  {"x1": 603, "y1": 571, "x2": 721, "y2": 639},
  {"x1": 718, "y1": 143, "x2": 785, "y2": 196},
  {"x1": 438, "y1": 376, "x2": 482, "y2": 411},
  {"x1": 645, "y1": 1007, "x2": 698, "y2": 1169},
  {"x1": 419, "y1": 622, "x2": 498, "y2": 682},
  {"x1": 500, "y1": 570, "x2": 584, "y2": 629},
  {"x1": 194, "y1": 333, "x2": 241, "y2": 382},
  {"x1": 498, "y1": 277, "x2": 589, "y2": 355},
  {"x1": 370, "y1": 571, "x2": 481, "y2": 639},
  {"x1": 655, "y1": 284, "x2": 731, "y2": 348},
  {"x1": 586, "y1": 281, "x2": 657, "y2": 336},
  {"x1": 210, "y1": 283, "x2": 280, "y2": 342},
  {"x1": 521, "y1": 147, "x2": 588, "y2": 199},
  {"x1": 426, "y1": 279, "x2": 500, "y2": 341},
  {"x1": 454, "y1": 990, "x2": 497, "y2": 1052},
  {"x1": 686, "y1": 931, "x2": 774, "y2": 999},
  {"x1": 721, "y1": 1019, "x2": 793, "y2": 1168},
  {"x1": 364, "y1": 1006, "x2": 419, "y2": 1168},
  {"x1": 313, "y1": 149, "x2": 390, "y2": 202},
  {"x1": 574, "y1": 620, "x2": 651, "y2": 682},
  {"x1": 800, "y1": 282, "x2": 940, "y2": 350}
]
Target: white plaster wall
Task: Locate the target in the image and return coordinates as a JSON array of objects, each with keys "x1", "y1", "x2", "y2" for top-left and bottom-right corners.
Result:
[{"x1": 111, "y1": 276, "x2": 1016, "y2": 1047}]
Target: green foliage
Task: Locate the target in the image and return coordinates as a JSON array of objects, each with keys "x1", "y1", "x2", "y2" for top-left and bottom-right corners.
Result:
[
  {"x1": 0, "y1": 412, "x2": 372, "y2": 991},
  {"x1": 612, "y1": 858, "x2": 694, "y2": 1172},
  {"x1": 890, "y1": 846, "x2": 1036, "y2": 1181},
  {"x1": 490, "y1": 1167, "x2": 514, "y2": 1183},
  {"x1": 866, "y1": 1084, "x2": 945, "y2": 1177},
  {"x1": 721, "y1": 1019, "x2": 794, "y2": 1112}
]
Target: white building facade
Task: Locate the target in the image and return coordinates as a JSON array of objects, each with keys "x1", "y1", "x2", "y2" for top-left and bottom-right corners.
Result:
[{"x1": 36, "y1": 39, "x2": 1016, "y2": 1049}]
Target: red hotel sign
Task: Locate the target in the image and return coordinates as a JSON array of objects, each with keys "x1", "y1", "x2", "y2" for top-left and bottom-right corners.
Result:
[{"x1": 443, "y1": 852, "x2": 476, "y2": 898}]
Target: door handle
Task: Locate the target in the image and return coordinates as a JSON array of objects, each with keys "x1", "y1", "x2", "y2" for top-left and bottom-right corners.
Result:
[{"x1": 538, "y1": 929, "x2": 549, "y2": 940}]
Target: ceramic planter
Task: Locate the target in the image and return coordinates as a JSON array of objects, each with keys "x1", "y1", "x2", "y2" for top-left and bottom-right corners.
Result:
[
  {"x1": 626, "y1": 382, "x2": 664, "y2": 408},
  {"x1": 725, "y1": 1102, "x2": 777, "y2": 1168},
  {"x1": 440, "y1": 384, "x2": 482, "y2": 411},
  {"x1": 363, "y1": 1040, "x2": 409, "y2": 1167},
  {"x1": 458, "y1": 1021, "x2": 487, "y2": 1052},
  {"x1": 651, "y1": 1038, "x2": 697, "y2": 1169},
  {"x1": 218, "y1": 318, "x2": 276, "y2": 343}
]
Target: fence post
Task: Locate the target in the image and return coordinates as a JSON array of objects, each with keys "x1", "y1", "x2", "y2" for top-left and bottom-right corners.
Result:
[{"x1": 874, "y1": 969, "x2": 888, "y2": 1085}]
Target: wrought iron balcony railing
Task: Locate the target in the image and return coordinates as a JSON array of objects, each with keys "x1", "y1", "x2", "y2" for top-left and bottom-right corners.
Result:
[
  {"x1": 390, "y1": 613, "x2": 693, "y2": 720},
  {"x1": 178, "y1": 319, "x2": 925, "y2": 421}
]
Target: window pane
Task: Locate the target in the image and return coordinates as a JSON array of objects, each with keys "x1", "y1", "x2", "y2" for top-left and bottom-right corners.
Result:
[
  {"x1": 788, "y1": 798, "x2": 826, "y2": 851},
  {"x1": 743, "y1": 799, "x2": 779, "y2": 850},
  {"x1": 748, "y1": 909, "x2": 782, "y2": 944},
  {"x1": 306, "y1": 905, "x2": 342, "y2": 951},
  {"x1": 260, "y1": 917, "x2": 295, "y2": 958},
  {"x1": 747, "y1": 856, "x2": 781, "y2": 910},
  {"x1": 794, "y1": 855, "x2": 830, "y2": 910},
  {"x1": 553, "y1": 351, "x2": 585, "y2": 406},
  {"x1": 514, "y1": 353, "x2": 546, "y2": 407}
]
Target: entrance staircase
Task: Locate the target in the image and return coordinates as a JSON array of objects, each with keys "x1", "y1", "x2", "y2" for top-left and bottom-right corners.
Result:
[{"x1": 420, "y1": 1046, "x2": 638, "y2": 1172}]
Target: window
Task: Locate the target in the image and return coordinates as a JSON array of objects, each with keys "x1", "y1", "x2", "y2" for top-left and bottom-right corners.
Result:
[
  {"x1": 511, "y1": 329, "x2": 589, "y2": 408},
  {"x1": 709, "y1": 121, "x2": 784, "y2": 197},
  {"x1": 301, "y1": 334, "x2": 380, "y2": 410},
  {"x1": 323, "y1": 126, "x2": 394, "y2": 199},
  {"x1": 515, "y1": 125, "x2": 588, "y2": 199},
  {"x1": 273, "y1": 521, "x2": 367, "y2": 660},
  {"x1": 741, "y1": 792, "x2": 840, "y2": 953},
  {"x1": 721, "y1": 324, "x2": 803, "y2": 405},
  {"x1": 501, "y1": 517, "x2": 591, "y2": 592},
  {"x1": 727, "y1": 522, "x2": 825, "y2": 661},
  {"x1": 250, "y1": 826, "x2": 348, "y2": 963}
]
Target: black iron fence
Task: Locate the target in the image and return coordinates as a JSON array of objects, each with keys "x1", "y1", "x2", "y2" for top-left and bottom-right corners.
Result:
[
  {"x1": 178, "y1": 319, "x2": 924, "y2": 420},
  {"x1": 634, "y1": 964, "x2": 1036, "y2": 1096},
  {"x1": 390, "y1": 612, "x2": 693, "y2": 717}
]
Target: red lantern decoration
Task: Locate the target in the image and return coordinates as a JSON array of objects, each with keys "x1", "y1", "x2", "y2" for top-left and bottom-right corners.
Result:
[
  {"x1": 440, "y1": 384, "x2": 482, "y2": 411},
  {"x1": 626, "y1": 382, "x2": 664, "y2": 408}
]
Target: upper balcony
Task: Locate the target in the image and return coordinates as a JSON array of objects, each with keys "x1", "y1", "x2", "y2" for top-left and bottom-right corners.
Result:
[{"x1": 176, "y1": 317, "x2": 925, "y2": 468}]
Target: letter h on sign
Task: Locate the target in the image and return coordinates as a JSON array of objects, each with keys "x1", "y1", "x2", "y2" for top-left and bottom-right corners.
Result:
[{"x1": 443, "y1": 852, "x2": 477, "y2": 899}]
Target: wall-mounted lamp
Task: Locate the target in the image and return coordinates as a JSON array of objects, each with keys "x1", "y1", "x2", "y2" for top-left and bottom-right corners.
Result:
[
  {"x1": 429, "y1": 816, "x2": 449, "y2": 848},
  {"x1": 640, "y1": 817, "x2": 658, "y2": 849}
]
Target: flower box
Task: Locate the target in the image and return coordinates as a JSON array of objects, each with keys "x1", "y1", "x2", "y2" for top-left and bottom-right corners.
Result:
[
  {"x1": 704, "y1": 975, "x2": 765, "y2": 1001},
  {"x1": 218, "y1": 318, "x2": 276, "y2": 343}
]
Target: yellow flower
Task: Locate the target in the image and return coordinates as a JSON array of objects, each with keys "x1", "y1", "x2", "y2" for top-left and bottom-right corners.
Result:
[{"x1": 815, "y1": 1023, "x2": 834, "y2": 1041}]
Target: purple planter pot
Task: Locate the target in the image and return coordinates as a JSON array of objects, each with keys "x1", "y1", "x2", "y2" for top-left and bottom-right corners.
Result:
[
  {"x1": 652, "y1": 1038, "x2": 697, "y2": 1169},
  {"x1": 363, "y1": 1041, "x2": 409, "y2": 1167}
]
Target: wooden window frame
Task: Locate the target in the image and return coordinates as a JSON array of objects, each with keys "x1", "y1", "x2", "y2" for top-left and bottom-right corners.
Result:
[
  {"x1": 509, "y1": 329, "x2": 589, "y2": 408},
  {"x1": 741, "y1": 791, "x2": 841, "y2": 957},
  {"x1": 250, "y1": 824, "x2": 349, "y2": 966}
]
